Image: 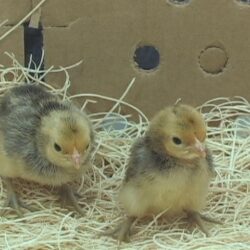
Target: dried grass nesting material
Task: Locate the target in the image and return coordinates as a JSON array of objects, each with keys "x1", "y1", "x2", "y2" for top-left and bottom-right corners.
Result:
[{"x1": 0, "y1": 53, "x2": 249, "y2": 250}]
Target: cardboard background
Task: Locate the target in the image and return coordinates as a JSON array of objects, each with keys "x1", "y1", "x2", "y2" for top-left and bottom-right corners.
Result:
[
  {"x1": 1, "y1": 0, "x2": 250, "y2": 117},
  {"x1": 0, "y1": 0, "x2": 31, "y2": 66},
  {"x1": 0, "y1": 27, "x2": 24, "y2": 66},
  {"x1": 0, "y1": 0, "x2": 31, "y2": 25}
]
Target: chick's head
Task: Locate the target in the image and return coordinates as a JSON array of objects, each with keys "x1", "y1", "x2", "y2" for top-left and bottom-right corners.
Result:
[
  {"x1": 39, "y1": 109, "x2": 93, "y2": 170},
  {"x1": 148, "y1": 104, "x2": 207, "y2": 161}
]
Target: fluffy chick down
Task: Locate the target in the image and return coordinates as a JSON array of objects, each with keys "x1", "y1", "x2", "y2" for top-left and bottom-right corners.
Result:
[
  {"x1": 120, "y1": 137, "x2": 212, "y2": 218},
  {"x1": 0, "y1": 84, "x2": 94, "y2": 185},
  {"x1": 120, "y1": 104, "x2": 214, "y2": 218},
  {"x1": 0, "y1": 84, "x2": 95, "y2": 215},
  {"x1": 105, "y1": 104, "x2": 218, "y2": 242}
]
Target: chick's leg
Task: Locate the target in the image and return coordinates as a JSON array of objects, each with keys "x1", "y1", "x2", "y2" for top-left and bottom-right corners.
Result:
[
  {"x1": 186, "y1": 210, "x2": 222, "y2": 236},
  {"x1": 1, "y1": 178, "x2": 31, "y2": 217},
  {"x1": 59, "y1": 184, "x2": 85, "y2": 216},
  {"x1": 103, "y1": 216, "x2": 136, "y2": 243}
]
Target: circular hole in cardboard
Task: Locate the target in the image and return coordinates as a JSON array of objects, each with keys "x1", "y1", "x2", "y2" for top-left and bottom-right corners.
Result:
[
  {"x1": 168, "y1": 0, "x2": 190, "y2": 5},
  {"x1": 199, "y1": 46, "x2": 228, "y2": 74},
  {"x1": 133, "y1": 45, "x2": 160, "y2": 71}
]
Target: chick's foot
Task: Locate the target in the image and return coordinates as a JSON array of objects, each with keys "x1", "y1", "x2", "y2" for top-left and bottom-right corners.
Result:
[
  {"x1": 59, "y1": 184, "x2": 85, "y2": 216},
  {"x1": 186, "y1": 210, "x2": 222, "y2": 236},
  {"x1": 1, "y1": 179, "x2": 32, "y2": 217},
  {"x1": 103, "y1": 217, "x2": 136, "y2": 243}
]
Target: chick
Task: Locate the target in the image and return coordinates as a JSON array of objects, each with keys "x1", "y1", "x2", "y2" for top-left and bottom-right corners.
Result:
[
  {"x1": 0, "y1": 84, "x2": 94, "y2": 216},
  {"x1": 106, "y1": 104, "x2": 220, "y2": 242}
]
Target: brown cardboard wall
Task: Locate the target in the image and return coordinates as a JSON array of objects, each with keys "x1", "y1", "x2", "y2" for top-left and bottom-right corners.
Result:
[
  {"x1": 0, "y1": 27, "x2": 24, "y2": 66},
  {"x1": 1, "y1": 0, "x2": 250, "y2": 117},
  {"x1": 0, "y1": 0, "x2": 31, "y2": 66},
  {"x1": 41, "y1": 0, "x2": 250, "y2": 117},
  {"x1": 0, "y1": 0, "x2": 31, "y2": 24}
]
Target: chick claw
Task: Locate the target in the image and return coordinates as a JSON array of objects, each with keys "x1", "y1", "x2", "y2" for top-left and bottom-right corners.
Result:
[
  {"x1": 59, "y1": 184, "x2": 85, "y2": 216},
  {"x1": 186, "y1": 210, "x2": 222, "y2": 236},
  {"x1": 103, "y1": 217, "x2": 135, "y2": 243},
  {"x1": 1, "y1": 179, "x2": 33, "y2": 217}
]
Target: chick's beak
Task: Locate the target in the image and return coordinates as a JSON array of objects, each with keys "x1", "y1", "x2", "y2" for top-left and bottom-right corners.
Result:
[
  {"x1": 72, "y1": 148, "x2": 81, "y2": 169},
  {"x1": 194, "y1": 138, "x2": 206, "y2": 158}
]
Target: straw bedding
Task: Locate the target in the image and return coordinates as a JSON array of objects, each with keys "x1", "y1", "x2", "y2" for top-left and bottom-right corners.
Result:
[{"x1": 0, "y1": 53, "x2": 249, "y2": 250}]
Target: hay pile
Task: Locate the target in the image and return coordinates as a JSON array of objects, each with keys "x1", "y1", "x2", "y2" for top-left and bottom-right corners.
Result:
[{"x1": 0, "y1": 53, "x2": 249, "y2": 250}]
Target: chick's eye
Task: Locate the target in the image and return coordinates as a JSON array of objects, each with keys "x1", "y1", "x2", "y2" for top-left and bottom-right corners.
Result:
[
  {"x1": 54, "y1": 143, "x2": 62, "y2": 152},
  {"x1": 85, "y1": 143, "x2": 90, "y2": 151},
  {"x1": 172, "y1": 137, "x2": 182, "y2": 145}
]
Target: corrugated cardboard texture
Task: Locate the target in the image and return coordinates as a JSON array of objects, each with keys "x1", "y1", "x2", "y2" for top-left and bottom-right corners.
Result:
[
  {"x1": 0, "y1": 27, "x2": 24, "y2": 66},
  {"x1": 2, "y1": 0, "x2": 250, "y2": 116},
  {"x1": 0, "y1": 0, "x2": 31, "y2": 24},
  {"x1": 41, "y1": 0, "x2": 250, "y2": 117},
  {"x1": 0, "y1": 0, "x2": 31, "y2": 66}
]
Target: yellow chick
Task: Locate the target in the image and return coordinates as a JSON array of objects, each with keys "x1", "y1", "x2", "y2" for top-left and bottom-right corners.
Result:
[
  {"x1": 0, "y1": 84, "x2": 94, "y2": 216},
  {"x1": 106, "y1": 104, "x2": 220, "y2": 242}
]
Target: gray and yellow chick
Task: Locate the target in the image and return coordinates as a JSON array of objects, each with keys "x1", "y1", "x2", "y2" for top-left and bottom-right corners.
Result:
[
  {"x1": 106, "y1": 104, "x2": 220, "y2": 242},
  {"x1": 0, "y1": 84, "x2": 94, "y2": 216}
]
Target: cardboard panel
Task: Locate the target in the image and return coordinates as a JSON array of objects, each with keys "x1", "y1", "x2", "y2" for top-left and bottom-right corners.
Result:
[
  {"x1": 0, "y1": 0, "x2": 32, "y2": 66},
  {"x1": 32, "y1": 0, "x2": 84, "y2": 27},
  {"x1": 0, "y1": 0, "x2": 31, "y2": 25},
  {"x1": 0, "y1": 27, "x2": 24, "y2": 66},
  {"x1": 41, "y1": 0, "x2": 250, "y2": 116}
]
